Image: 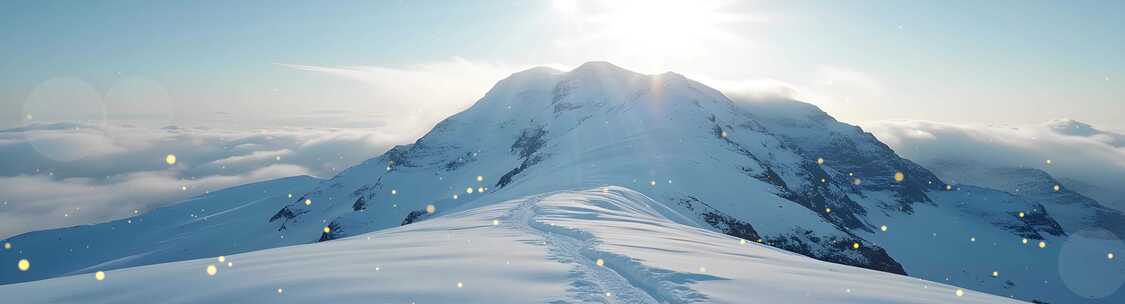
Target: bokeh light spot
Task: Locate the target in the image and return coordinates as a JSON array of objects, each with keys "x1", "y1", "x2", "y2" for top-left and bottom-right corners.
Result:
[{"x1": 17, "y1": 259, "x2": 30, "y2": 271}]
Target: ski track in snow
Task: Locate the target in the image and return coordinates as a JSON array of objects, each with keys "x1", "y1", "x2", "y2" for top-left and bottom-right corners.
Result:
[
  {"x1": 509, "y1": 193, "x2": 721, "y2": 304},
  {"x1": 513, "y1": 196, "x2": 658, "y2": 303}
]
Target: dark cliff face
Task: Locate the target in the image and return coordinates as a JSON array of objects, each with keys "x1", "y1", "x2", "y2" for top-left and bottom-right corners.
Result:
[
  {"x1": 681, "y1": 194, "x2": 905, "y2": 275},
  {"x1": 318, "y1": 222, "x2": 343, "y2": 242}
]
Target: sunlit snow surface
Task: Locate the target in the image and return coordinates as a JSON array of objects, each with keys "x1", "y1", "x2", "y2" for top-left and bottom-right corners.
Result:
[{"x1": 0, "y1": 187, "x2": 1017, "y2": 304}]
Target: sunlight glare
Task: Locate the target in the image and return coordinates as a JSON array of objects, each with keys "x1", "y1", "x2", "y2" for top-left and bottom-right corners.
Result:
[{"x1": 555, "y1": 0, "x2": 740, "y2": 69}]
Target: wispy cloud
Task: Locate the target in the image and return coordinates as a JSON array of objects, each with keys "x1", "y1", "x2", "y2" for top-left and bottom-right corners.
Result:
[
  {"x1": 812, "y1": 66, "x2": 886, "y2": 97},
  {"x1": 278, "y1": 58, "x2": 566, "y2": 139}
]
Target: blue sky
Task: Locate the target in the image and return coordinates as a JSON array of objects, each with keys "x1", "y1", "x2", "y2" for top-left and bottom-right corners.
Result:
[{"x1": 2, "y1": 0, "x2": 1123, "y2": 130}]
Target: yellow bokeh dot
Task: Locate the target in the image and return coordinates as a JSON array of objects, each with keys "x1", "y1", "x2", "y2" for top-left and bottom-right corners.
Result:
[
  {"x1": 17, "y1": 259, "x2": 30, "y2": 271},
  {"x1": 426, "y1": 204, "x2": 436, "y2": 214},
  {"x1": 825, "y1": 207, "x2": 832, "y2": 213},
  {"x1": 816, "y1": 157, "x2": 825, "y2": 165},
  {"x1": 476, "y1": 175, "x2": 484, "y2": 182},
  {"x1": 3, "y1": 242, "x2": 10, "y2": 250},
  {"x1": 466, "y1": 187, "x2": 474, "y2": 194},
  {"x1": 457, "y1": 282, "x2": 464, "y2": 288},
  {"x1": 391, "y1": 189, "x2": 397, "y2": 195},
  {"x1": 894, "y1": 171, "x2": 905, "y2": 183},
  {"x1": 206, "y1": 264, "x2": 217, "y2": 276},
  {"x1": 740, "y1": 239, "x2": 747, "y2": 245},
  {"x1": 852, "y1": 178, "x2": 862, "y2": 186},
  {"x1": 880, "y1": 225, "x2": 888, "y2": 232},
  {"x1": 1018, "y1": 211, "x2": 1025, "y2": 218},
  {"x1": 277, "y1": 288, "x2": 284, "y2": 294},
  {"x1": 304, "y1": 199, "x2": 312, "y2": 206},
  {"x1": 955, "y1": 289, "x2": 964, "y2": 297},
  {"x1": 164, "y1": 154, "x2": 177, "y2": 165},
  {"x1": 492, "y1": 219, "x2": 499, "y2": 226},
  {"x1": 1022, "y1": 238, "x2": 1029, "y2": 244},
  {"x1": 218, "y1": 256, "x2": 225, "y2": 263},
  {"x1": 1053, "y1": 185, "x2": 1061, "y2": 192},
  {"x1": 1038, "y1": 241, "x2": 1046, "y2": 248},
  {"x1": 596, "y1": 258, "x2": 605, "y2": 267},
  {"x1": 95, "y1": 271, "x2": 105, "y2": 281},
  {"x1": 852, "y1": 242, "x2": 860, "y2": 249},
  {"x1": 945, "y1": 185, "x2": 952, "y2": 191},
  {"x1": 1045, "y1": 159, "x2": 1052, "y2": 165},
  {"x1": 478, "y1": 187, "x2": 485, "y2": 193},
  {"x1": 323, "y1": 226, "x2": 331, "y2": 234},
  {"x1": 991, "y1": 271, "x2": 999, "y2": 277},
  {"x1": 649, "y1": 180, "x2": 656, "y2": 186}
]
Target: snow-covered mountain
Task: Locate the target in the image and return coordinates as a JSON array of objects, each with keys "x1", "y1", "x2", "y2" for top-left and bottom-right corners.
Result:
[
  {"x1": 2, "y1": 62, "x2": 1121, "y2": 303},
  {"x1": 925, "y1": 160, "x2": 1125, "y2": 239}
]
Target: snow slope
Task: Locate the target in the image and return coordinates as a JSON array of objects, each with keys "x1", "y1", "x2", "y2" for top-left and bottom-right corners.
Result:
[
  {"x1": 2, "y1": 62, "x2": 1121, "y2": 303},
  {"x1": 923, "y1": 161, "x2": 1125, "y2": 239},
  {"x1": 0, "y1": 175, "x2": 321, "y2": 284},
  {"x1": 0, "y1": 187, "x2": 1021, "y2": 304}
]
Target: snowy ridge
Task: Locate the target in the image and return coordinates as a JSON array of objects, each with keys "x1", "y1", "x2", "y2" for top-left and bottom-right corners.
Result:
[{"x1": 0, "y1": 187, "x2": 1021, "y2": 304}]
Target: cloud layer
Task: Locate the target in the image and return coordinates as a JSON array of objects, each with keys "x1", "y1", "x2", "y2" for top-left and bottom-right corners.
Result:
[
  {"x1": 0, "y1": 123, "x2": 397, "y2": 238},
  {"x1": 864, "y1": 119, "x2": 1125, "y2": 211}
]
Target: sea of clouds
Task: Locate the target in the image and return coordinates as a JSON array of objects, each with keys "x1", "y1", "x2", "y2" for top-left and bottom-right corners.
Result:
[
  {"x1": 0, "y1": 122, "x2": 398, "y2": 239},
  {"x1": 864, "y1": 119, "x2": 1125, "y2": 212}
]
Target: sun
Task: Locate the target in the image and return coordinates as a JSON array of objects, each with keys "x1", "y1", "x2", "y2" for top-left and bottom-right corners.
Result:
[{"x1": 553, "y1": 0, "x2": 742, "y2": 70}]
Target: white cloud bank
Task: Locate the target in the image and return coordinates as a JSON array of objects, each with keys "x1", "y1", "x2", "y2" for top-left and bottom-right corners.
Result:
[
  {"x1": 864, "y1": 119, "x2": 1125, "y2": 211},
  {"x1": 0, "y1": 123, "x2": 398, "y2": 239}
]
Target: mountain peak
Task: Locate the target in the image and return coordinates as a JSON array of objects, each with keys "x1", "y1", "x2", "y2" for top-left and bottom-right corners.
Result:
[
  {"x1": 1046, "y1": 118, "x2": 1098, "y2": 136},
  {"x1": 572, "y1": 61, "x2": 630, "y2": 73}
]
